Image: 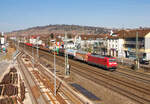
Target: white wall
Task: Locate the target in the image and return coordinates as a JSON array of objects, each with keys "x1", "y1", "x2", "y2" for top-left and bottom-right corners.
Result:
[
  {"x1": 0, "y1": 37, "x2": 5, "y2": 44},
  {"x1": 107, "y1": 38, "x2": 124, "y2": 57},
  {"x1": 146, "y1": 53, "x2": 150, "y2": 60}
]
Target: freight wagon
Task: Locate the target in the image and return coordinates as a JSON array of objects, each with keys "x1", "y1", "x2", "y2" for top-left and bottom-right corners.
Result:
[
  {"x1": 66, "y1": 49, "x2": 77, "y2": 58},
  {"x1": 75, "y1": 50, "x2": 90, "y2": 62},
  {"x1": 58, "y1": 48, "x2": 65, "y2": 56},
  {"x1": 39, "y1": 45, "x2": 51, "y2": 52}
]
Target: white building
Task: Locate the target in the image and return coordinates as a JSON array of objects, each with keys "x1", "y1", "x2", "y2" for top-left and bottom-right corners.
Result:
[
  {"x1": 74, "y1": 35, "x2": 108, "y2": 54},
  {"x1": 110, "y1": 29, "x2": 150, "y2": 60},
  {"x1": 107, "y1": 35, "x2": 125, "y2": 57}
]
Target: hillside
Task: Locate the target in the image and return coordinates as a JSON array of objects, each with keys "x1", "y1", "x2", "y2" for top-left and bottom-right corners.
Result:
[{"x1": 7, "y1": 24, "x2": 111, "y2": 36}]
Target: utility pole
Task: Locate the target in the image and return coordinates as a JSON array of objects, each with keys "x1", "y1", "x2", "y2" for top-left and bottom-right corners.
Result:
[
  {"x1": 54, "y1": 42, "x2": 56, "y2": 96},
  {"x1": 136, "y1": 31, "x2": 139, "y2": 69}
]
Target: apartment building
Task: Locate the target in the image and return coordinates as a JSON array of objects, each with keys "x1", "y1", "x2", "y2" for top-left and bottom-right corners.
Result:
[
  {"x1": 75, "y1": 35, "x2": 108, "y2": 54},
  {"x1": 122, "y1": 29, "x2": 150, "y2": 60},
  {"x1": 107, "y1": 34, "x2": 125, "y2": 58}
]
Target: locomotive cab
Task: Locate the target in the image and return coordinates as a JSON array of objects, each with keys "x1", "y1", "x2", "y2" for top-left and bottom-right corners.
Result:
[{"x1": 107, "y1": 58, "x2": 117, "y2": 70}]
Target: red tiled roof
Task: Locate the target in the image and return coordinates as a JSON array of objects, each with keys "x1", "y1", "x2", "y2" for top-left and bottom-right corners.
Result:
[
  {"x1": 116, "y1": 29, "x2": 150, "y2": 38},
  {"x1": 80, "y1": 34, "x2": 108, "y2": 40}
]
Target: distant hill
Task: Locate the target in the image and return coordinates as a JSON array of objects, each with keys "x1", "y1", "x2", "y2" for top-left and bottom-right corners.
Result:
[{"x1": 7, "y1": 24, "x2": 112, "y2": 37}]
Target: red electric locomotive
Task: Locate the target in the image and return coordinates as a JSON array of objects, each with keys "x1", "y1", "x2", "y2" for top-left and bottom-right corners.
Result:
[
  {"x1": 25, "y1": 43, "x2": 32, "y2": 47},
  {"x1": 87, "y1": 55, "x2": 117, "y2": 71}
]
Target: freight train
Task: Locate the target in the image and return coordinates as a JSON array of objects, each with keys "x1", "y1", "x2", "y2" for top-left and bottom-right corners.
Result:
[{"x1": 24, "y1": 43, "x2": 117, "y2": 71}]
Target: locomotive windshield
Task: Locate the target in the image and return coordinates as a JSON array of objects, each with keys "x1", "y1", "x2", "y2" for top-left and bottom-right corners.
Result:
[{"x1": 109, "y1": 59, "x2": 116, "y2": 62}]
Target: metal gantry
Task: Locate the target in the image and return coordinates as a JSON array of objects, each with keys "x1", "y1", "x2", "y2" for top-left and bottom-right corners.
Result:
[{"x1": 64, "y1": 32, "x2": 69, "y2": 76}]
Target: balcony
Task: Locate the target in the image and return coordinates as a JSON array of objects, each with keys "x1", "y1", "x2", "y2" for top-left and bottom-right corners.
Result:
[
  {"x1": 124, "y1": 47, "x2": 145, "y2": 53},
  {"x1": 125, "y1": 41, "x2": 144, "y2": 45}
]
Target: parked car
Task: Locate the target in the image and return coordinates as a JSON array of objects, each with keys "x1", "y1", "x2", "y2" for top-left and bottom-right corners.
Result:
[{"x1": 139, "y1": 58, "x2": 149, "y2": 65}]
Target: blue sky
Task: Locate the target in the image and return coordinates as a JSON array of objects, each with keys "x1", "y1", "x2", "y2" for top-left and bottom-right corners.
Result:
[{"x1": 0, "y1": 0, "x2": 150, "y2": 32}]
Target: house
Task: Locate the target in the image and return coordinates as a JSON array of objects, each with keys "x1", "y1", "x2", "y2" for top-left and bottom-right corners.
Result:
[
  {"x1": 119, "y1": 29, "x2": 150, "y2": 60},
  {"x1": 107, "y1": 33, "x2": 125, "y2": 58},
  {"x1": 75, "y1": 34, "x2": 108, "y2": 54},
  {"x1": 0, "y1": 32, "x2": 6, "y2": 45}
]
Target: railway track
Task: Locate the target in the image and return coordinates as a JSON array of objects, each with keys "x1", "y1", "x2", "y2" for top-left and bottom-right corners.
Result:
[
  {"x1": 17, "y1": 52, "x2": 48, "y2": 104},
  {"x1": 118, "y1": 67, "x2": 150, "y2": 79},
  {"x1": 18, "y1": 44, "x2": 93, "y2": 104},
  {"x1": 35, "y1": 61, "x2": 93, "y2": 104},
  {"x1": 51, "y1": 56, "x2": 150, "y2": 104},
  {"x1": 17, "y1": 52, "x2": 76, "y2": 104},
  {"x1": 37, "y1": 46, "x2": 150, "y2": 85},
  {"x1": 22, "y1": 44, "x2": 150, "y2": 104},
  {"x1": 71, "y1": 67, "x2": 150, "y2": 104},
  {"x1": 114, "y1": 71, "x2": 150, "y2": 84}
]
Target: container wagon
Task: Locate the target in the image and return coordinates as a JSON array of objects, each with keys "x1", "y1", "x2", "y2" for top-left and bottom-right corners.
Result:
[
  {"x1": 75, "y1": 50, "x2": 90, "y2": 62},
  {"x1": 66, "y1": 49, "x2": 77, "y2": 59}
]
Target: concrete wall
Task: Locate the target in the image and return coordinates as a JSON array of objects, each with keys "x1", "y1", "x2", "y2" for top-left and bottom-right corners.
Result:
[
  {"x1": 145, "y1": 38, "x2": 150, "y2": 50},
  {"x1": 144, "y1": 33, "x2": 150, "y2": 60},
  {"x1": 146, "y1": 53, "x2": 150, "y2": 60}
]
